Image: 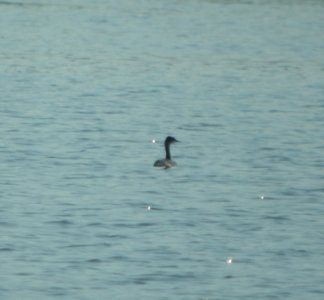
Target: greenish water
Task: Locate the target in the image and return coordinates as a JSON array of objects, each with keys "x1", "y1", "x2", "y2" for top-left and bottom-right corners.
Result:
[{"x1": 1, "y1": 1, "x2": 324, "y2": 299}]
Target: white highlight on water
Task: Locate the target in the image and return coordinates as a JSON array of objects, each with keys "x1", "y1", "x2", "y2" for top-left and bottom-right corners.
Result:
[{"x1": 226, "y1": 257, "x2": 233, "y2": 264}]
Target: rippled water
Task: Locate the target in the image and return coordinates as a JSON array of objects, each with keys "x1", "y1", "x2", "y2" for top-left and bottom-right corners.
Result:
[{"x1": 1, "y1": 0, "x2": 324, "y2": 299}]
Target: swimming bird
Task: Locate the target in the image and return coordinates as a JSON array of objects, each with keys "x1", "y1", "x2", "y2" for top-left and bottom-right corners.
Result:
[{"x1": 154, "y1": 136, "x2": 179, "y2": 168}]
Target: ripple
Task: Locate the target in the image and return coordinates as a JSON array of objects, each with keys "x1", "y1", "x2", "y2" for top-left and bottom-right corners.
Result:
[
  {"x1": 15, "y1": 272, "x2": 33, "y2": 276},
  {"x1": 86, "y1": 258, "x2": 103, "y2": 263},
  {"x1": 0, "y1": 247, "x2": 14, "y2": 252},
  {"x1": 85, "y1": 222, "x2": 103, "y2": 227},
  {"x1": 46, "y1": 220, "x2": 74, "y2": 226},
  {"x1": 62, "y1": 243, "x2": 111, "y2": 249}
]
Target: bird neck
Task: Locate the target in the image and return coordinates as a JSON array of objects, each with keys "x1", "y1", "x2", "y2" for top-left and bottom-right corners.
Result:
[{"x1": 165, "y1": 143, "x2": 171, "y2": 160}]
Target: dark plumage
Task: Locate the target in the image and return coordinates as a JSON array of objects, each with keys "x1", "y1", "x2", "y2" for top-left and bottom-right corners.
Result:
[{"x1": 154, "y1": 136, "x2": 179, "y2": 168}]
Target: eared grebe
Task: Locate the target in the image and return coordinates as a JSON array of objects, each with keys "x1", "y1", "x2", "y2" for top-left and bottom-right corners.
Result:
[{"x1": 154, "y1": 136, "x2": 179, "y2": 168}]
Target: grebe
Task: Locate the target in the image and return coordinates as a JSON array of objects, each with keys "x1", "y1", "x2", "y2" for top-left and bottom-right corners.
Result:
[{"x1": 154, "y1": 136, "x2": 179, "y2": 168}]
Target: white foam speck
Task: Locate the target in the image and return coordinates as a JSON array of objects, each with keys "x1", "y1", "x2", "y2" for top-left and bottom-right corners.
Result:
[
  {"x1": 147, "y1": 206, "x2": 151, "y2": 211},
  {"x1": 152, "y1": 139, "x2": 156, "y2": 143},
  {"x1": 226, "y1": 257, "x2": 233, "y2": 264}
]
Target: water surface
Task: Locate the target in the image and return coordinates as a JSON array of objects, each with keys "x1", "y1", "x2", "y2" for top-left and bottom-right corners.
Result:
[{"x1": 1, "y1": 0, "x2": 324, "y2": 299}]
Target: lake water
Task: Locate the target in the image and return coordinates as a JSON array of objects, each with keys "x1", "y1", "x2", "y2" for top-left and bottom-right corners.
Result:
[{"x1": 1, "y1": 0, "x2": 324, "y2": 299}]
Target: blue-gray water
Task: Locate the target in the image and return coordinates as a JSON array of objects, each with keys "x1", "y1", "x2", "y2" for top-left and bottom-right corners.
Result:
[{"x1": 1, "y1": 0, "x2": 324, "y2": 299}]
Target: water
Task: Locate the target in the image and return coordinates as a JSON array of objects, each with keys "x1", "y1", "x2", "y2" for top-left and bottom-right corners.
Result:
[{"x1": 1, "y1": 0, "x2": 324, "y2": 299}]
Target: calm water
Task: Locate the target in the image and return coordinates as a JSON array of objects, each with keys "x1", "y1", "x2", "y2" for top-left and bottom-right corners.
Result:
[{"x1": 1, "y1": 0, "x2": 324, "y2": 299}]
